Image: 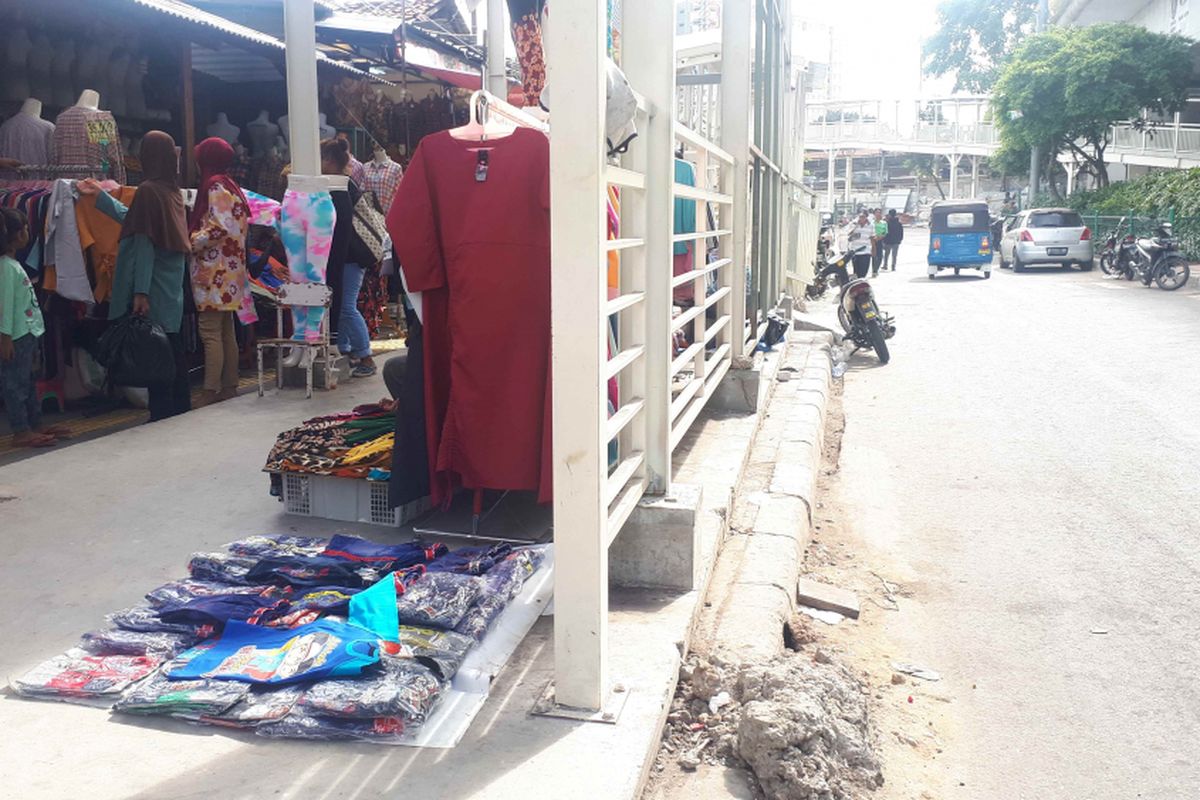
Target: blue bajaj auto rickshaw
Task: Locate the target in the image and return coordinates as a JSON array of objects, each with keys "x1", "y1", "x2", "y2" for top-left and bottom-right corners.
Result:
[{"x1": 927, "y1": 200, "x2": 993, "y2": 280}]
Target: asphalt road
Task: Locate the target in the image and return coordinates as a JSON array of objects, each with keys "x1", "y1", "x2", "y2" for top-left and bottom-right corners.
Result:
[{"x1": 835, "y1": 229, "x2": 1200, "y2": 799}]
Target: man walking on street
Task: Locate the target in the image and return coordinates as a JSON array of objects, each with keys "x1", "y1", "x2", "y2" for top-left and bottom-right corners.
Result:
[
  {"x1": 871, "y1": 208, "x2": 887, "y2": 276},
  {"x1": 883, "y1": 208, "x2": 903, "y2": 271}
]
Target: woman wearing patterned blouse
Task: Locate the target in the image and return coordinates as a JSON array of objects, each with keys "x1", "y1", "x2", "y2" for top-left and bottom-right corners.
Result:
[{"x1": 189, "y1": 137, "x2": 258, "y2": 406}]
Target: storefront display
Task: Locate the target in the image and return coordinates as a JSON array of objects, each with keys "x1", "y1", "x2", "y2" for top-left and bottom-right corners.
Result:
[{"x1": 10, "y1": 532, "x2": 551, "y2": 747}]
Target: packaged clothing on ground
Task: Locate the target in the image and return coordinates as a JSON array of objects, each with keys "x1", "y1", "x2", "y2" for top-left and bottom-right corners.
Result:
[
  {"x1": 188, "y1": 551, "x2": 258, "y2": 584},
  {"x1": 225, "y1": 534, "x2": 328, "y2": 559},
  {"x1": 395, "y1": 572, "x2": 483, "y2": 630},
  {"x1": 166, "y1": 619, "x2": 380, "y2": 685},
  {"x1": 113, "y1": 670, "x2": 249, "y2": 719},
  {"x1": 145, "y1": 579, "x2": 286, "y2": 609},
  {"x1": 426, "y1": 543, "x2": 512, "y2": 575},
  {"x1": 453, "y1": 549, "x2": 544, "y2": 641},
  {"x1": 109, "y1": 605, "x2": 215, "y2": 640},
  {"x1": 322, "y1": 535, "x2": 447, "y2": 569},
  {"x1": 257, "y1": 712, "x2": 407, "y2": 743},
  {"x1": 298, "y1": 657, "x2": 443, "y2": 724},
  {"x1": 385, "y1": 625, "x2": 475, "y2": 681},
  {"x1": 245, "y1": 555, "x2": 386, "y2": 589},
  {"x1": 201, "y1": 685, "x2": 304, "y2": 729},
  {"x1": 13, "y1": 649, "x2": 161, "y2": 703},
  {"x1": 157, "y1": 592, "x2": 292, "y2": 628},
  {"x1": 79, "y1": 629, "x2": 196, "y2": 658}
]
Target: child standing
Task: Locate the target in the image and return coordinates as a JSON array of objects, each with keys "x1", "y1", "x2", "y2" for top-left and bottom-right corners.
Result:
[{"x1": 0, "y1": 208, "x2": 63, "y2": 447}]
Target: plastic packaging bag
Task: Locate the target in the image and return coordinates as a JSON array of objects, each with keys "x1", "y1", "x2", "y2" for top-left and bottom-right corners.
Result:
[
  {"x1": 225, "y1": 535, "x2": 328, "y2": 559},
  {"x1": 113, "y1": 669, "x2": 250, "y2": 719},
  {"x1": 79, "y1": 629, "x2": 197, "y2": 658},
  {"x1": 108, "y1": 605, "x2": 215, "y2": 639},
  {"x1": 201, "y1": 685, "x2": 304, "y2": 729},
  {"x1": 12, "y1": 649, "x2": 161, "y2": 704},
  {"x1": 395, "y1": 572, "x2": 483, "y2": 630},
  {"x1": 386, "y1": 625, "x2": 475, "y2": 681},
  {"x1": 256, "y1": 712, "x2": 407, "y2": 743},
  {"x1": 298, "y1": 658, "x2": 444, "y2": 724},
  {"x1": 94, "y1": 314, "x2": 176, "y2": 388},
  {"x1": 145, "y1": 579, "x2": 287, "y2": 609},
  {"x1": 188, "y1": 552, "x2": 259, "y2": 585}
]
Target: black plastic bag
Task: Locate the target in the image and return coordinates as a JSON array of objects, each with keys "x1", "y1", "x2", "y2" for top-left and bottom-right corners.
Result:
[{"x1": 95, "y1": 315, "x2": 175, "y2": 387}]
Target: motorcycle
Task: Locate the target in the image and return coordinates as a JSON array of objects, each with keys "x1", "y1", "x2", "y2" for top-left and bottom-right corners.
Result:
[
  {"x1": 816, "y1": 250, "x2": 896, "y2": 364},
  {"x1": 1099, "y1": 217, "x2": 1139, "y2": 279},
  {"x1": 1130, "y1": 221, "x2": 1190, "y2": 290}
]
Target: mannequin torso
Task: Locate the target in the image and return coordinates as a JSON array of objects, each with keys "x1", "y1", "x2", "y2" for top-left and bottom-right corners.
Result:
[
  {"x1": 246, "y1": 110, "x2": 279, "y2": 156},
  {"x1": 207, "y1": 113, "x2": 241, "y2": 146}
]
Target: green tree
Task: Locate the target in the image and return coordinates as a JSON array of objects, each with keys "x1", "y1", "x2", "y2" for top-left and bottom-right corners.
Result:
[
  {"x1": 923, "y1": 0, "x2": 1037, "y2": 93},
  {"x1": 992, "y1": 23, "x2": 1194, "y2": 189}
]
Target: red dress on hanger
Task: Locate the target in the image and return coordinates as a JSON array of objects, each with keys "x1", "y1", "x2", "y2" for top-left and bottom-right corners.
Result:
[{"x1": 387, "y1": 127, "x2": 552, "y2": 507}]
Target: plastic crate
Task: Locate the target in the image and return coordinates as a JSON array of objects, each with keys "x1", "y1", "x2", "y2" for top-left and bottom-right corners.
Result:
[{"x1": 281, "y1": 473, "x2": 430, "y2": 527}]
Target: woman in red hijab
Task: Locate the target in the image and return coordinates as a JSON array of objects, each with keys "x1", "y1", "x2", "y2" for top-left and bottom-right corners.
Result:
[{"x1": 189, "y1": 136, "x2": 257, "y2": 406}]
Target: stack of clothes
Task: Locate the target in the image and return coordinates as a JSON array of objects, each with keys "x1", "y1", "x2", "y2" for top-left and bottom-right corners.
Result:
[
  {"x1": 11, "y1": 534, "x2": 546, "y2": 744},
  {"x1": 265, "y1": 404, "x2": 396, "y2": 480}
]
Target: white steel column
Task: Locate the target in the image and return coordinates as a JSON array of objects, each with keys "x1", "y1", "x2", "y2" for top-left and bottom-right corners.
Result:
[
  {"x1": 827, "y1": 149, "x2": 836, "y2": 210},
  {"x1": 948, "y1": 154, "x2": 960, "y2": 200},
  {"x1": 844, "y1": 155, "x2": 853, "y2": 203},
  {"x1": 623, "y1": 1, "x2": 674, "y2": 494},
  {"x1": 970, "y1": 155, "x2": 979, "y2": 197},
  {"x1": 282, "y1": 0, "x2": 320, "y2": 175},
  {"x1": 548, "y1": 1, "x2": 609, "y2": 711},
  {"x1": 1066, "y1": 162, "x2": 1078, "y2": 195},
  {"x1": 486, "y1": 0, "x2": 508, "y2": 98},
  {"x1": 720, "y1": 0, "x2": 752, "y2": 357}
]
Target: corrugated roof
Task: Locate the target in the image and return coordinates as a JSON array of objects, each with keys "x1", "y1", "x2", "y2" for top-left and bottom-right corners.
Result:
[
  {"x1": 321, "y1": 0, "x2": 469, "y2": 35},
  {"x1": 126, "y1": 0, "x2": 390, "y2": 82}
]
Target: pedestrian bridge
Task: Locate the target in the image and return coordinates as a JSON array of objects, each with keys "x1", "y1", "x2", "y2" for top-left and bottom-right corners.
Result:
[{"x1": 804, "y1": 97, "x2": 1200, "y2": 172}]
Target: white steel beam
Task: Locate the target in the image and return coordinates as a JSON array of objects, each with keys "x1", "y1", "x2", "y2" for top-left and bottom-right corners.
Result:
[
  {"x1": 623, "y1": 0, "x2": 675, "y2": 494},
  {"x1": 282, "y1": 0, "x2": 321, "y2": 176},
  {"x1": 486, "y1": 0, "x2": 508, "y2": 98},
  {"x1": 548, "y1": 0, "x2": 608, "y2": 712},
  {"x1": 721, "y1": 0, "x2": 753, "y2": 358}
]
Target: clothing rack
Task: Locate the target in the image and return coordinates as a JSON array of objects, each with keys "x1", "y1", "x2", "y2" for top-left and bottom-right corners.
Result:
[
  {"x1": 468, "y1": 90, "x2": 550, "y2": 133},
  {"x1": 14, "y1": 165, "x2": 106, "y2": 179}
]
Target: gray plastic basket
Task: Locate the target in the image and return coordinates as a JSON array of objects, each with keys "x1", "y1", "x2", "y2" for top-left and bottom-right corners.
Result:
[{"x1": 281, "y1": 473, "x2": 429, "y2": 527}]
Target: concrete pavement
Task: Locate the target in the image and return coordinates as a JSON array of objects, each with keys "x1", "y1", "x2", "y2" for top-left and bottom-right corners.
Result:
[{"x1": 834, "y1": 229, "x2": 1200, "y2": 798}]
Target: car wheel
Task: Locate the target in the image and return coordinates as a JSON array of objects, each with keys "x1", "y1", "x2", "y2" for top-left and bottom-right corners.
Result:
[
  {"x1": 1080, "y1": 259, "x2": 1095, "y2": 271},
  {"x1": 954, "y1": 267, "x2": 960, "y2": 276},
  {"x1": 1013, "y1": 253, "x2": 1025, "y2": 273}
]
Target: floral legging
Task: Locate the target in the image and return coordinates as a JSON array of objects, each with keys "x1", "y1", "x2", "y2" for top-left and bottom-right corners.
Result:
[{"x1": 279, "y1": 189, "x2": 336, "y2": 341}]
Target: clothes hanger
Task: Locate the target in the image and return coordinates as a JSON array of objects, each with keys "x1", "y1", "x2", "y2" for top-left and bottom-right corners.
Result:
[{"x1": 448, "y1": 92, "x2": 516, "y2": 142}]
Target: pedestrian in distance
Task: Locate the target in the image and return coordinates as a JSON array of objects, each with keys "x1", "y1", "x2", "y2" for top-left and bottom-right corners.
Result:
[
  {"x1": 871, "y1": 208, "x2": 887, "y2": 276},
  {"x1": 883, "y1": 209, "x2": 903, "y2": 271},
  {"x1": 0, "y1": 208, "x2": 70, "y2": 446},
  {"x1": 845, "y1": 210, "x2": 875, "y2": 279}
]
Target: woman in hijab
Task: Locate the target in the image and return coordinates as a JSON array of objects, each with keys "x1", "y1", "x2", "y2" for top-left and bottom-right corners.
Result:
[
  {"x1": 189, "y1": 136, "x2": 256, "y2": 406},
  {"x1": 79, "y1": 131, "x2": 192, "y2": 421}
]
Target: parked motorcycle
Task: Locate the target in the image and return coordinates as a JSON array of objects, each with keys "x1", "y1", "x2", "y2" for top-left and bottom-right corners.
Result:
[
  {"x1": 1130, "y1": 222, "x2": 1190, "y2": 290},
  {"x1": 1099, "y1": 217, "x2": 1138, "y2": 278},
  {"x1": 816, "y1": 251, "x2": 895, "y2": 364}
]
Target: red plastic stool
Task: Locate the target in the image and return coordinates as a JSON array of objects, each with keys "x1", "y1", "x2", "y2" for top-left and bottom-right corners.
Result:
[{"x1": 36, "y1": 377, "x2": 65, "y2": 414}]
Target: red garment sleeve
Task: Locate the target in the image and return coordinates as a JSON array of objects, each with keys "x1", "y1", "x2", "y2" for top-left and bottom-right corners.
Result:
[{"x1": 387, "y1": 141, "x2": 445, "y2": 293}]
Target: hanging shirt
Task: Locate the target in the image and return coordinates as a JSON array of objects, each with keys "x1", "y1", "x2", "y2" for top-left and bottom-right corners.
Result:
[
  {"x1": 75, "y1": 186, "x2": 138, "y2": 303},
  {"x1": 0, "y1": 254, "x2": 44, "y2": 340},
  {"x1": 362, "y1": 159, "x2": 404, "y2": 214},
  {"x1": 0, "y1": 112, "x2": 55, "y2": 165},
  {"x1": 673, "y1": 158, "x2": 697, "y2": 256},
  {"x1": 43, "y1": 179, "x2": 93, "y2": 304},
  {"x1": 388, "y1": 127, "x2": 553, "y2": 506}
]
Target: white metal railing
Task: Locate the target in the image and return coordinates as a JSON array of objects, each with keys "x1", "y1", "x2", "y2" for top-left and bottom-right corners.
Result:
[{"x1": 669, "y1": 121, "x2": 735, "y2": 453}]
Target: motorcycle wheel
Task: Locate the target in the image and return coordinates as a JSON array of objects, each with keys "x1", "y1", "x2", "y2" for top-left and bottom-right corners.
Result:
[
  {"x1": 867, "y1": 318, "x2": 890, "y2": 365},
  {"x1": 1154, "y1": 256, "x2": 1190, "y2": 291},
  {"x1": 837, "y1": 305, "x2": 852, "y2": 333},
  {"x1": 1099, "y1": 252, "x2": 1116, "y2": 275}
]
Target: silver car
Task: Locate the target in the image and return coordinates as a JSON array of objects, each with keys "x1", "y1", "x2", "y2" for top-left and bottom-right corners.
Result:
[{"x1": 999, "y1": 208, "x2": 1094, "y2": 272}]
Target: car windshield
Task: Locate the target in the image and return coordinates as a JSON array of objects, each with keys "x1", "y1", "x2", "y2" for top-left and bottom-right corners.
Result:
[
  {"x1": 1029, "y1": 212, "x2": 1083, "y2": 228},
  {"x1": 930, "y1": 208, "x2": 989, "y2": 232}
]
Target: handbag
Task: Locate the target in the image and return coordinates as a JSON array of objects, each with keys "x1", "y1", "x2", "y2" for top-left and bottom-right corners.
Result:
[
  {"x1": 94, "y1": 315, "x2": 176, "y2": 388},
  {"x1": 351, "y1": 189, "x2": 389, "y2": 265}
]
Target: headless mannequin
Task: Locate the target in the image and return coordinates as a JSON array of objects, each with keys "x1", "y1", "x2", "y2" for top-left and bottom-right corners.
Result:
[
  {"x1": 52, "y1": 40, "x2": 77, "y2": 108},
  {"x1": 76, "y1": 89, "x2": 100, "y2": 111},
  {"x1": 21, "y1": 98, "x2": 44, "y2": 119},
  {"x1": 2, "y1": 27, "x2": 34, "y2": 102},
  {"x1": 206, "y1": 112, "x2": 240, "y2": 146},
  {"x1": 0, "y1": 98, "x2": 55, "y2": 164},
  {"x1": 246, "y1": 110, "x2": 279, "y2": 156}
]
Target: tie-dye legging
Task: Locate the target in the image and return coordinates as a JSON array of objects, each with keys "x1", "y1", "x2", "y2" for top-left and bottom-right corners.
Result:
[{"x1": 279, "y1": 189, "x2": 336, "y2": 341}]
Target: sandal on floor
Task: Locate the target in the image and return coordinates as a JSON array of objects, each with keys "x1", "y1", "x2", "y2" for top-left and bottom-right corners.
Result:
[
  {"x1": 13, "y1": 432, "x2": 57, "y2": 448},
  {"x1": 39, "y1": 425, "x2": 73, "y2": 439}
]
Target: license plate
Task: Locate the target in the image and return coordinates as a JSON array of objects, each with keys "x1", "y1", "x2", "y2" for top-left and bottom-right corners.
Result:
[{"x1": 1047, "y1": 247, "x2": 1068, "y2": 256}]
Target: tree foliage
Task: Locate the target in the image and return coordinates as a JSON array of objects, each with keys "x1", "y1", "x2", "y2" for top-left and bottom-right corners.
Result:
[
  {"x1": 992, "y1": 23, "x2": 1194, "y2": 188},
  {"x1": 923, "y1": 0, "x2": 1037, "y2": 92},
  {"x1": 1067, "y1": 168, "x2": 1200, "y2": 215}
]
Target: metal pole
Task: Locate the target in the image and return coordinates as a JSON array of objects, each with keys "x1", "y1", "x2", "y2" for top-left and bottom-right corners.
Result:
[
  {"x1": 844, "y1": 154, "x2": 853, "y2": 204},
  {"x1": 548, "y1": 0, "x2": 608, "y2": 712},
  {"x1": 827, "y1": 148, "x2": 836, "y2": 210},
  {"x1": 282, "y1": 0, "x2": 321, "y2": 176},
  {"x1": 721, "y1": 0, "x2": 753, "y2": 356},
  {"x1": 486, "y1": 0, "x2": 508, "y2": 98},
  {"x1": 1028, "y1": 0, "x2": 1049, "y2": 205}
]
